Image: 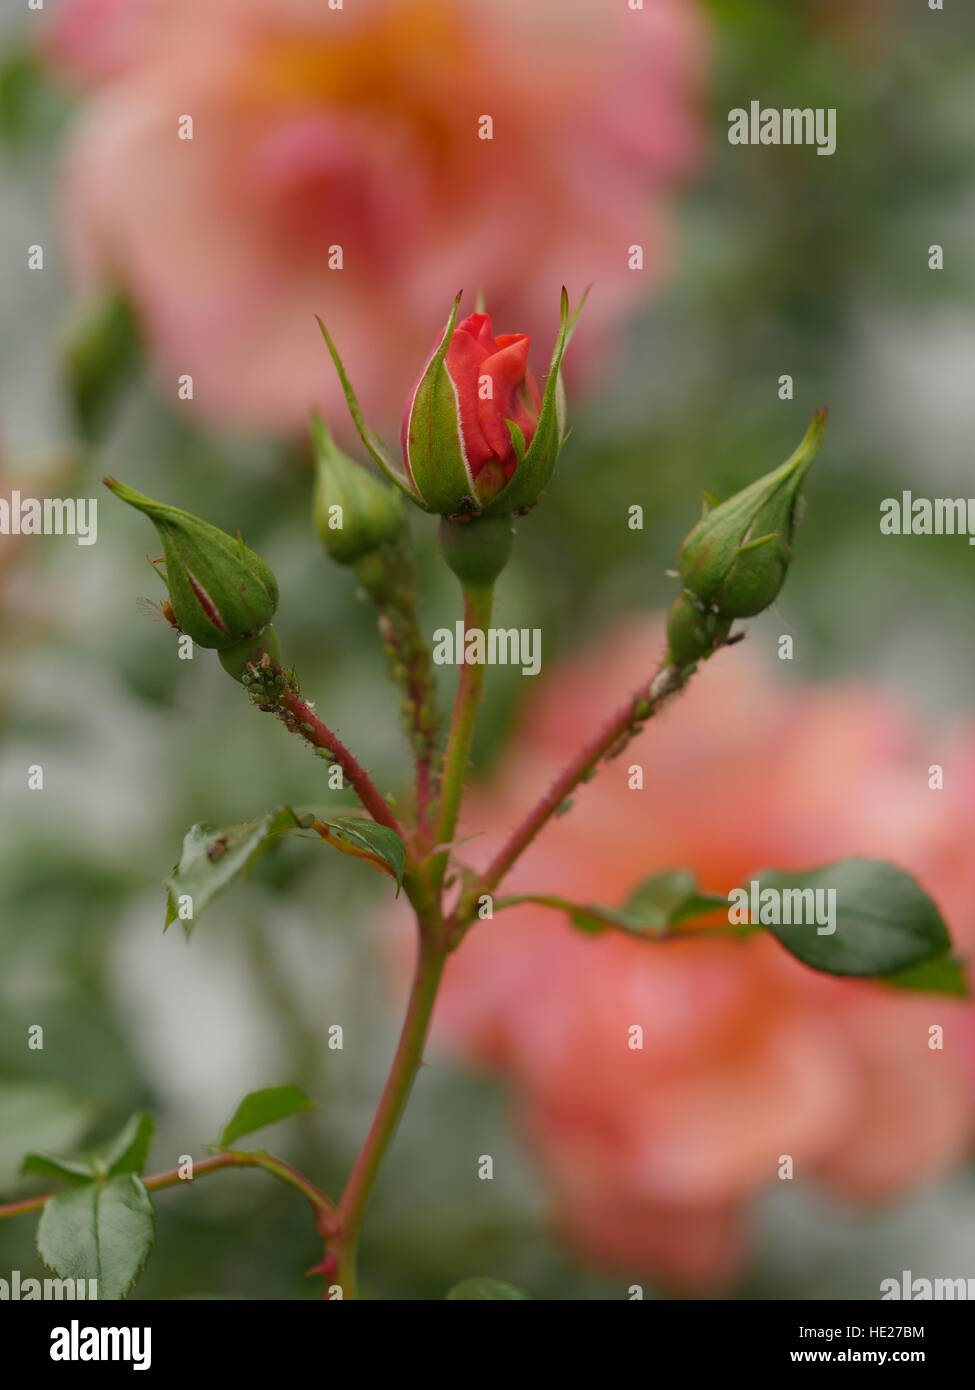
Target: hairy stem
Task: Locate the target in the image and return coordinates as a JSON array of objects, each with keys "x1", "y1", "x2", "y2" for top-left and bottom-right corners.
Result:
[
  {"x1": 355, "y1": 541, "x2": 441, "y2": 846},
  {"x1": 274, "y1": 688, "x2": 406, "y2": 839},
  {"x1": 452, "y1": 660, "x2": 687, "y2": 932},
  {"x1": 333, "y1": 927, "x2": 447, "y2": 1297},
  {"x1": 0, "y1": 1150, "x2": 337, "y2": 1233},
  {"x1": 431, "y1": 581, "x2": 494, "y2": 886}
]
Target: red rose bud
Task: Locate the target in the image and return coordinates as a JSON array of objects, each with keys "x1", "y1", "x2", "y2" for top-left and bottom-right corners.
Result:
[
  {"x1": 318, "y1": 289, "x2": 585, "y2": 519},
  {"x1": 402, "y1": 302, "x2": 543, "y2": 513},
  {"x1": 104, "y1": 477, "x2": 278, "y2": 650},
  {"x1": 677, "y1": 409, "x2": 826, "y2": 619}
]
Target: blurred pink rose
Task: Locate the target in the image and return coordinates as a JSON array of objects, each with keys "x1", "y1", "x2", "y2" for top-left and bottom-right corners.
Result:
[
  {"x1": 44, "y1": 0, "x2": 707, "y2": 430},
  {"x1": 428, "y1": 621, "x2": 975, "y2": 1289}
]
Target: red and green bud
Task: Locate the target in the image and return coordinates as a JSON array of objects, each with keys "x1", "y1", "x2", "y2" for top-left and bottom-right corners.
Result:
[
  {"x1": 318, "y1": 288, "x2": 585, "y2": 520},
  {"x1": 401, "y1": 299, "x2": 543, "y2": 514},
  {"x1": 677, "y1": 409, "x2": 826, "y2": 619},
  {"x1": 311, "y1": 412, "x2": 404, "y2": 565},
  {"x1": 104, "y1": 477, "x2": 278, "y2": 650}
]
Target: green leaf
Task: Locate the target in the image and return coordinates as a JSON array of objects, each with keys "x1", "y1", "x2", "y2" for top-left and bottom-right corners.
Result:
[
  {"x1": 755, "y1": 859, "x2": 951, "y2": 978},
  {"x1": 880, "y1": 955, "x2": 968, "y2": 997},
  {"x1": 446, "y1": 1277, "x2": 530, "y2": 1301},
  {"x1": 21, "y1": 1112, "x2": 155, "y2": 1187},
  {"x1": 36, "y1": 1174, "x2": 156, "y2": 1300},
  {"x1": 314, "y1": 815, "x2": 406, "y2": 892},
  {"x1": 164, "y1": 805, "x2": 313, "y2": 932},
  {"x1": 622, "y1": 871, "x2": 728, "y2": 930},
  {"x1": 20, "y1": 1152, "x2": 98, "y2": 1186},
  {"x1": 219, "y1": 1085, "x2": 315, "y2": 1147},
  {"x1": 496, "y1": 873, "x2": 727, "y2": 941},
  {"x1": 501, "y1": 859, "x2": 958, "y2": 992},
  {"x1": 96, "y1": 1112, "x2": 155, "y2": 1178}
]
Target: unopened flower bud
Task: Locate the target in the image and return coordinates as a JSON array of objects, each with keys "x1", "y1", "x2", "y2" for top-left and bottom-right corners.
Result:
[
  {"x1": 104, "y1": 477, "x2": 278, "y2": 649},
  {"x1": 311, "y1": 413, "x2": 404, "y2": 564},
  {"x1": 678, "y1": 409, "x2": 826, "y2": 619},
  {"x1": 318, "y1": 288, "x2": 585, "y2": 520}
]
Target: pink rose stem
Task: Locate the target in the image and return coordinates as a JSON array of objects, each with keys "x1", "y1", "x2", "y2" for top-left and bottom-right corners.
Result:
[
  {"x1": 327, "y1": 579, "x2": 495, "y2": 1295},
  {"x1": 331, "y1": 925, "x2": 446, "y2": 1293},
  {"x1": 277, "y1": 688, "x2": 406, "y2": 839},
  {"x1": 431, "y1": 581, "x2": 495, "y2": 888}
]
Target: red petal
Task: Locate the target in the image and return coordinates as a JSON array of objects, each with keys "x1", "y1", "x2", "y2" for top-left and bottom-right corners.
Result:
[
  {"x1": 445, "y1": 324, "x2": 493, "y2": 475},
  {"x1": 476, "y1": 335, "x2": 540, "y2": 464}
]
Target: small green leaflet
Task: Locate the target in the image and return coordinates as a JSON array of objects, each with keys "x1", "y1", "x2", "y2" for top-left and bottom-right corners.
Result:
[
  {"x1": 497, "y1": 870, "x2": 727, "y2": 940},
  {"x1": 21, "y1": 1112, "x2": 154, "y2": 1186},
  {"x1": 314, "y1": 814, "x2": 406, "y2": 893},
  {"x1": 219, "y1": 1085, "x2": 315, "y2": 1148},
  {"x1": 36, "y1": 1174, "x2": 156, "y2": 1301},
  {"x1": 505, "y1": 860, "x2": 963, "y2": 994},
  {"x1": 164, "y1": 805, "x2": 405, "y2": 933},
  {"x1": 446, "y1": 1277, "x2": 530, "y2": 1300}
]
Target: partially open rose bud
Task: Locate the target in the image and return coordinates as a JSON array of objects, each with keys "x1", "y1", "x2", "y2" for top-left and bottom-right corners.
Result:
[
  {"x1": 402, "y1": 305, "x2": 543, "y2": 514},
  {"x1": 105, "y1": 477, "x2": 278, "y2": 649},
  {"x1": 318, "y1": 288, "x2": 584, "y2": 519},
  {"x1": 677, "y1": 409, "x2": 826, "y2": 619}
]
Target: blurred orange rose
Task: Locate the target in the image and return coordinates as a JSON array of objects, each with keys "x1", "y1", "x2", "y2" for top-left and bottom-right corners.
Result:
[
  {"x1": 429, "y1": 621, "x2": 975, "y2": 1289},
  {"x1": 43, "y1": 0, "x2": 707, "y2": 430}
]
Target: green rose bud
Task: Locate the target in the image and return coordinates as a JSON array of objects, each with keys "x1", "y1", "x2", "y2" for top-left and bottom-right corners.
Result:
[
  {"x1": 311, "y1": 412, "x2": 404, "y2": 564},
  {"x1": 104, "y1": 477, "x2": 278, "y2": 650},
  {"x1": 677, "y1": 409, "x2": 826, "y2": 619}
]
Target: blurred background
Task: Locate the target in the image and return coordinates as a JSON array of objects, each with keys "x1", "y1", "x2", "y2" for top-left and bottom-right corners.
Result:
[{"x1": 1, "y1": 0, "x2": 974, "y2": 1299}]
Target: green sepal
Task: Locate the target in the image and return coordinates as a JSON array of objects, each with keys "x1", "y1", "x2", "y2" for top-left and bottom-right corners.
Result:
[
  {"x1": 402, "y1": 291, "x2": 476, "y2": 514},
  {"x1": 316, "y1": 315, "x2": 423, "y2": 505}
]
